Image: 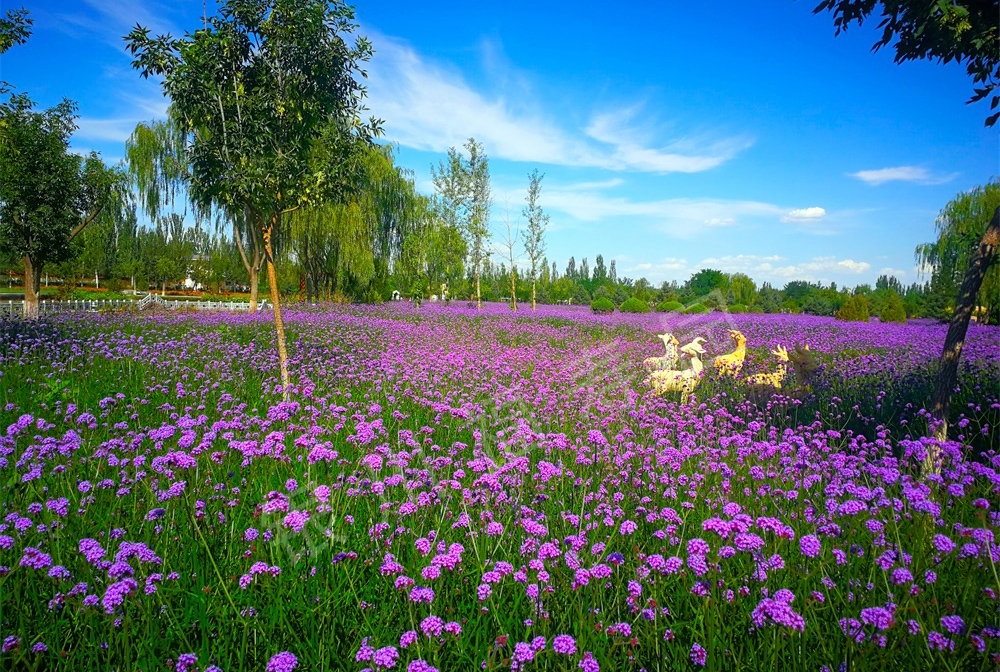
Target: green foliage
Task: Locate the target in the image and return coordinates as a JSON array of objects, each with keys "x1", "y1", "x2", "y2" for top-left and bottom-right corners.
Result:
[
  {"x1": 0, "y1": 7, "x2": 31, "y2": 56},
  {"x1": 125, "y1": 0, "x2": 380, "y2": 223},
  {"x1": 655, "y1": 299, "x2": 684, "y2": 313},
  {"x1": 880, "y1": 291, "x2": 908, "y2": 323},
  {"x1": 618, "y1": 296, "x2": 650, "y2": 313},
  {"x1": 916, "y1": 181, "x2": 1000, "y2": 324},
  {"x1": 590, "y1": 296, "x2": 614, "y2": 314},
  {"x1": 748, "y1": 305, "x2": 765, "y2": 314},
  {"x1": 684, "y1": 302, "x2": 710, "y2": 315},
  {"x1": 836, "y1": 294, "x2": 871, "y2": 322},
  {"x1": 815, "y1": 0, "x2": 1000, "y2": 125},
  {"x1": 687, "y1": 268, "x2": 728, "y2": 296},
  {"x1": 728, "y1": 303, "x2": 746, "y2": 314},
  {"x1": 522, "y1": 169, "x2": 548, "y2": 286},
  {"x1": 0, "y1": 94, "x2": 125, "y2": 302}
]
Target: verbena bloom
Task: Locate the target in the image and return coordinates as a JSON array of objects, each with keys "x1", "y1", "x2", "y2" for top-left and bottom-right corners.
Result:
[
  {"x1": 932, "y1": 535, "x2": 956, "y2": 554},
  {"x1": 373, "y1": 646, "x2": 399, "y2": 668},
  {"x1": 176, "y1": 653, "x2": 197, "y2": 672},
  {"x1": 266, "y1": 651, "x2": 298, "y2": 672},
  {"x1": 553, "y1": 635, "x2": 577, "y2": 655},
  {"x1": 799, "y1": 535, "x2": 821, "y2": 558},
  {"x1": 400, "y1": 631, "x2": 417, "y2": 649},
  {"x1": 690, "y1": 642, "x2": 707, "y2": 667},
  {"x1": 420, "y1": 615, "x2": 444, "y2": 638},
  {"x1": 940, "y1": 615, "x2": 965, "y2": 635},
  {"x1": 927, "y1": 631, "x2": 954, "y2": 652}
]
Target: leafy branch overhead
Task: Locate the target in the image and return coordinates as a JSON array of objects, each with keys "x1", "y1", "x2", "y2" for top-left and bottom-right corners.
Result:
[
  {"x1": 814, "y1": 0, "x2": 1000, "y2": 126},
  {"x1": 123, "y1": 0, "x2": 384, "y2": 222}
]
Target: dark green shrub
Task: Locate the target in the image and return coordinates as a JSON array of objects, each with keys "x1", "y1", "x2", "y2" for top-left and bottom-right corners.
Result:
[
  {"x1": 684, "y1": 303, "x2": 710, "y2": 315},
  {"x1": 619, "y1": 297, "x2": 650, "y2": 314},
  {"x1": 748, "y1": 305, "x2": 764, "y2": 314},
  {"x1": 729, "y1": 304, "x2": 746, "y2": 314},
  {"x1": 591, "y1": 297, "x2": 615, "y2": 315},
  {"x1": 655, "y1": 300, "x2": 685, "y2": 313},
  {"x1": 880, "y1": 293, "x2": 907, "y2": 323},
  {"x1": 836, "y1": 295, "x2": 870, "y2": 322}
]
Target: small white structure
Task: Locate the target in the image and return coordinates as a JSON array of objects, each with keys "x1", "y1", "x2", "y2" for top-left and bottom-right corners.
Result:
[{"x1": 391, "y1": 290, "x2": 401, "y2": 301}]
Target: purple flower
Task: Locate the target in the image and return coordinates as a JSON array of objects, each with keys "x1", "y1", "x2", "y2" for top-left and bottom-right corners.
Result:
[
  {"x1": 373, "y1": 646, "x2": 399, "y2": 668},
  {"x1": 176, "y1": 653, "x2": 197, "y2": 672},
  {"x1": 690, "y1": 642, "x2": 707, "y2": 667},
  {"x1": 553, "y1": 635, "x2": 577, "y2": 655},
  {"x1": 266, "y1": 651, "x2": 298, "y2": 672},
  {"x1": 932, "y1": 534, "x2": 956, "y2": 554},
  {"x1": 940, "y1": 615, "x2": 965, "y2": 635},
  {"x1": 578, "y1": 652, "x2": 600, "y2": 672},
  {"x1": 927, "y1": 631, "x2": 954, "y2": 652},
  {"x1": 420, "y1": 615, "x2": 444, "y2": 638},
  {"x1": 400, "y1": 631, "x2": 417, "y2": 649},
  {"x1": 799, "y1": 535, "x2": 821, "y2": 558}
]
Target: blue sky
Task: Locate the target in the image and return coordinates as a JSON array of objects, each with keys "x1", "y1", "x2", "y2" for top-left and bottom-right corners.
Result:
[{"x1": 3, "y1": 0, "x2": 997, "y2": 288}]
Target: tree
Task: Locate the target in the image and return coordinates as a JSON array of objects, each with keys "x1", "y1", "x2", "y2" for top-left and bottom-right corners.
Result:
[
  {"x1": 915, "y1": 183, "x2": 1000, "y2": 441},
  {"x1": 593, "y1": 254, "x2": 607, "y2": 283},
  {"x1": 814, "y1": 0, "x2": 1000, "y2": 126},
  {"x1": 464, "y1": 139, "x2": 492, "y2": 308},
  {"x1": 126, "y1": 0, "x2": 380, "y2": 400},
  {"x1": 430, "y1": 138, "x2": 491, "y2": 307},
  {"x1": 522, "y1": 169, "x2": 548, "y2": 310},
  {"x1": 608, "y1": 259, "x2": 617, "y2": 284},
  {"x1": 0, "y1": 95, "x2": 124, "y2": 318},
  {"x1": 730, "y1": 272, "x2": 758, "y2": 306},
  {"x1": 916, "y1": 182, "x2": 999, "y2": 324},
  {"x1": 497, "y1": 200, "x2": 519, "y2": 310},
  {"x1": 688, "y1": 268, "x2": 728, "y2": 297},
  {"x1": 880, "y1": 291, "x2": 907, "y2": 323},
  {"x1": 817, "y1": 1, "x2": 1000, "y2": 444},
  {"x1": 0, "y1": 8, "x2": 31, "y2": 93},
  {"x1": 836, "y1": 294, "x2": 870, "y2": 322}
]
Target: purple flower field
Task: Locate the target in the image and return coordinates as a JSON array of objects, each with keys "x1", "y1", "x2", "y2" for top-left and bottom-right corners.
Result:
[{"x1": 1, "y1": 304, "x2": 998, "y2": 671}]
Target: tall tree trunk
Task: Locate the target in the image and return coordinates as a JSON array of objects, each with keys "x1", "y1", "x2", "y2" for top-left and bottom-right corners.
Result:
[
  {"x1": 510, "y1": 271, "x2": 517, "y2": 311},
  {"x1": 234, "y1": 219, "x2": 261, "y2": 312},
  {"x1": 22, "y1": 256, "x2": 41, "y2": 320},
  {"x1": 263, "y1": 220, "x2": 291, "y2": 402},
  {"x1": 476, "y1": 272, "x2": 481, "y2": 309},
  {"x1": 532, "y1": 280, "x2": 536, "y2": 311},
  {"x1": 928, "y1": 206, "x2": 999, "y2": 448},
  {"x1": 248, "y1": 266, "x2": 259, "y2": 311}
]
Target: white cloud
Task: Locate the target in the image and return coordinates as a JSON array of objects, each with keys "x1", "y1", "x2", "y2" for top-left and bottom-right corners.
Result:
[
  {"x1": 782, "y1": 206, "x2": 826, "y2": 223},
  {"x1": 366, "y1": 33, "x2": 749, "y2": 173},
  {"x1": 878, "y1": 267, "x2": 908, "y2": 279},
  {"x1": 849, "y1": 166, "x2": 957, "y2": 186},
  {"x1": 74, "y1": 92, "x2": 170, "y2": 144},
  {"x1": 534, "y1": 179, "x2": 810, "y2": 237},
  {"x1": 698, "y1": 254, "x2": 870, "y2": 281}
]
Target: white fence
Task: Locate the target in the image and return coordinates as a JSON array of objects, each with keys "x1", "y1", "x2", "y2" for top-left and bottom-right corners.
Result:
[{"x1": 0, "y1": 295, "x2": 269, "y2": 318}]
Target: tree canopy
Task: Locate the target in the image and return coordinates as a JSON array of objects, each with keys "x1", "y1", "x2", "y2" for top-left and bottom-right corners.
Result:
[
  {"x1": 125, "y1": 0, "x2": 382, "y2": 399},
  {"x1": 814, "y1": 0, "x2": 1000, "y2": 126}
]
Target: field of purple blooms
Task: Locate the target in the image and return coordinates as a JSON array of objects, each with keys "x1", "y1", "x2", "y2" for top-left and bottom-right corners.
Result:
[{"x1": 1, "y1": 304, "x2": 999, "y2": 672}]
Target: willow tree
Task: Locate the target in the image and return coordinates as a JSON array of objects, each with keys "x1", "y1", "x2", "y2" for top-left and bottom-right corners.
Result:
[
  {"x1": 126, "y1": 0, "x2": 380, "y2": 400},
  {"x1": 815, "y1": 0, "x2": 1000, "y2": 443},
  {"x1": 290, "y1": 146, "x2": 422, "y2": 300},
  {"x1": 127, "y1": 117, "x2": 265, "y2": 309}
]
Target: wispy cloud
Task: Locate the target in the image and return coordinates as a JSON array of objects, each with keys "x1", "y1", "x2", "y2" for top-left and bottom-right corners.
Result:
[
  {"x1": 365, "y1": 33, "x2": 749, "y2": 174},
  {"x1": 74, "y1": 91, "x2": 170, "y2": 144},
  {"x1": 781, "y1": 206, "x2": 826, "y2": 223},
  {"x1": 536, "y1": 179, "x2": 833, "y2": 238},
  {"x1": 849, "y1": 166, "x2": 957, "y2": 186},
  {"x1": 700, "y1": 254, "x2": 871, "y2": 281}
]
